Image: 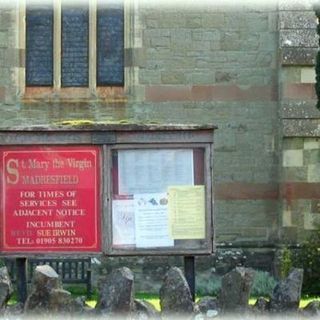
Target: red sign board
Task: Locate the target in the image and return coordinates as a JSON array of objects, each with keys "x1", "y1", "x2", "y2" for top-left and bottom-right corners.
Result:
[{"x1": 0, "y1": 146, "x2": 100, "y2": 253}]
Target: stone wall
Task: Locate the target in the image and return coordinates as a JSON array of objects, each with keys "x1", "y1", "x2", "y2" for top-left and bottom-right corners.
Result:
[
  {"x1": 135, "y1": 3, "x2": 280, "y2": 245},
  {"x1": 279, "y1": 0, "x2": 320, "y2": 243},
  {"x1": 0, "y1": 1, "x2": 319, "y2": 279},
  {"x1": 282, "y1": 138, "x2": 320, "y2": 242},
  {"x1": 0, "y1": 2, "x2": 281, "y2": 246},
  {"x1": 0, "y1": 5, "x2": 19, "y2": 106}
]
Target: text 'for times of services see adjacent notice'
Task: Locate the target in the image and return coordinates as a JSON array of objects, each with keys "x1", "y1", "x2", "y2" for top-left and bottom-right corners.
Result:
[{"x1": 0, "y1": 146, "x2": 100, "y2": 253}]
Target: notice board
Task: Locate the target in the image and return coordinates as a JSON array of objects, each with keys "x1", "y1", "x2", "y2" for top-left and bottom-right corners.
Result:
[
  {"x1": 0, "y1": 124, "x2": 215, "y2": 256},
  {"x1": 109, "y1": 146, "x2": 212, "y2": 255},
  {"x1": 0, "y1": 146, "x2": 100, "y2": 253}
]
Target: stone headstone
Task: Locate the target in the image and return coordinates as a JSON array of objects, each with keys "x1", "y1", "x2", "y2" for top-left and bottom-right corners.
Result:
[
  {"x1": 253, "y1": 297, "x2": 269, "y2": 313},
  {"x1": 0, "y1": 267, "x2": 13, "y2": 309},
  {"x1": 48, "y1": 289, "x2": 84, "y2": 313},
  {"x1": 159, "y1": 267, "x2": 194, "y2": 318},
  {"x1": 269, "y1": 268, "x2": 303, "y2": 313},
  {"x1": 218, "y1": 267, "x2": 255, "y2": 313},
  {"x1": 24, "y1": 265, "x2": 62, "y2": 313},
  {"x1": 303, "y1": 301, "x2": 320, "y2": 317},
  {"x1": 133, "y1": 299, "x2": 160, "y2": 319},
  {"x1": 95, "y1": 267, "x2": 134, "y2": 315},
  {"x1": 196, "y1": 296, "x2": 219, "y2": 314},
  {"x1": 31, "y1": 264, "x2": 61, "y2": 291}
]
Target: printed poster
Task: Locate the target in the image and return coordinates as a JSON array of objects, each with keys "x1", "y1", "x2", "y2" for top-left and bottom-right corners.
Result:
[
  {"x1": 118, "y1": 149, "x2": 194, "y2": 194},
  {"x1": 168, "y1": 185, "x2": 205, "y2": 239},
  {"x1": 112, "y1": 199, "x2": 135, "y2": 246},
  {"x1": 134, "y1": 193, "x2": 173, "y2": 248}
]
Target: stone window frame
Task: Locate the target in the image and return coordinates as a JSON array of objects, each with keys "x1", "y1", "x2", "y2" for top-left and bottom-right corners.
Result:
[{"x1": 18, "y1": 0, "x2": 134, "y2": 102}]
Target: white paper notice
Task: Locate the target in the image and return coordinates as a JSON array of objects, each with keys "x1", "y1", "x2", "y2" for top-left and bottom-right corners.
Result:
[
  {"x1": 118, "y1": 149, "x2": 194, "y2": 195},
  {"x1": 134, "y1": 193, "x2": 173, "y2": 248},
  {"x1": 112, "y1": 199, "x2": 135, "y2": 246}
]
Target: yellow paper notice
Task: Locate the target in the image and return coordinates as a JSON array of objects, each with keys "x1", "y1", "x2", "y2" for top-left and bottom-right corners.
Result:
[{"x1": 168, "y1": 185, "x2": 205, "y2": 239}]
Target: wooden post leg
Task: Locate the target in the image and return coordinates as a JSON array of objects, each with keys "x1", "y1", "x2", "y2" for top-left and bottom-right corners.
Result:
[
  {"x1": 184, "y1": 256, "x2": 195, "y2": 301},
  {"x1": 16, "y1": 257, "x2": 28, "y2": 304}
]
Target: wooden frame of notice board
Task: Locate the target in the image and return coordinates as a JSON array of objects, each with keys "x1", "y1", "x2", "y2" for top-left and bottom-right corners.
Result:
[{"x1": 0, "y1": 124, "x2": 216, "y2": 257}]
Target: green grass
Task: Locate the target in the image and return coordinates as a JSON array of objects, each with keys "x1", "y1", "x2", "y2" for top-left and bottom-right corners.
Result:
[
  {"x1": 299, "y1": 297, "x2": 320, "y2": 308},
  {"x1": 135, "y1": 293, "x2": 161, "y2": 311},
  {"x1": 249, "y1": 297, "x2": 320, "y2": 308},
  {"x1": 8, "y1": 288, "x2": 320, "y2": 312}
]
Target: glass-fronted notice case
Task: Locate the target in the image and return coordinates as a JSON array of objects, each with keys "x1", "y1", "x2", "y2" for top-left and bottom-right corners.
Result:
[
  {"x1": 0, "y1": 124, "x2": 216, "y2": 256},
  {"x1": 110, "y1": 147, "x2": 209, "y2": 254}
]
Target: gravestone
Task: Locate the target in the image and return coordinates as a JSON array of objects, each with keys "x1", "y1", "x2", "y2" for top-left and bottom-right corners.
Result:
[
  {"x1": 218, "y1": 267, "x2": 255, "y2": 313},
  {"x1": 0, "y1": 267, "x2": 13, "y2": 310},
  {"x1": 96, "y1": 267, "x2": 135, "y2": 315},
  {"x1": 160, "y1": 267, "x2": 194, "y2": 318}
]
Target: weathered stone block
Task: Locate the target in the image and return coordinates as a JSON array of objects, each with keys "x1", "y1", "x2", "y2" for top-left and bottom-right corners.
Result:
[
  {"x1": 291, "y1": 210, "x2": 303, "y2": 227},
  {"x1": 125, "y1": 48, "x2": 146, "y2": 68},
  {"x1": 246, "y1": 13, "x2": 269, "y2": 32},
  {"x1": 303, "y1": 149, "x2": 320, "y2": 165},
  {"x1": 308, "y1": 164, "x2": 320, "y2": 182},
  {"x1": 215, "y1": 71, "x2": 236, "y2": 83},
  {"x1": 214, "y1": 131, "x2": 236, "y2": 152},
  {"x1": 255, "y1": 52, "x2": 275, "y2": 68},
  {"x1": 270, "y1": 268, "x2": 303, "y2": 313},
  {"x1": 161, "y1": 71, "x2": 186, "y2": 84},
  {"x1": 281, "y1": 48, "x2": 316, "y2": 65},
  {"x1": 282, "y1": 137, "x2": 304, "y2": 149},
  {"x1": 283, "y1": 167, "x2": 308, "y2": 182},
  {"x1": 281, "y1": 67, "x2": 302, "y2": 84},
  {"x1": 304, "y1": 212, "x2": 320, "y2": 230},
  {"x1": 280, "y1": 29, "x2": 317, "y2": 48},
  {"x1": 259, "y1": 32, "x2": 278, "y2": 51},
  {"x1": 3, "y1": 48, "x2": 19, "y2": 68},
  {"x1": 96, "y1": 267, "x2": 134, "y2": 315},
  {"x1": 48, "y1": 289, "x2": 84, "y2": 314},
  {"x1": 279, "y1": 11, "x2": 317, "y2": 29},
  {"x1": 196, "y1": 296, "x2": 219, "y2": 314},
  {"x1": 0, "y1": 12, "x2": 14, "y2": 31},
  {"x1": 280, "y1": 226, "x2": 298, "y2": 243},
  {"x1": 283, "y1": 149, "x2": 303, "y2": 167},
  {"x1": 282, "y1": 210, "x2": 292, "y2": 227},
  {"x1": 219, "y1": 267, "x2": 255, "y2": 313},
  {"x1": 202, "y1": 13, "x2": 225, "y2": 29},
  {"x1": 24, "y1": 265, "x2": 62, "y2": 313},
  {"x1": 171, "y1": 28, "x2": 192, "y2": 45},
  {"x1": 191, "y1": 29, "x2": 220, "y2": 42},
  {"x1": 191, "y1": 72, "x2": 215, "y2": 85},
  {"x1": 283, "y1": 119, "x2": 320, "y2": 137},
  {"x1": 239, "y1": 227, "x2": 269, "y2": 240},
  {"x1": 311, "y1": 199, "x2": 320, "y2": 213},
  {"x1": 304, "y1": 138, "x2": 320, "y2": 149},
  {"x1": 160, "y1": 267, "x2": 194, "y2": 318},
  {"x1": 139, "y1": 69, "x2": 161, "y2": 85},
  {"x1": 185, "y1": 14, "x2": 202, "y2": 28},
  {"x1": 282, "y1": 101, "x2": 319, "y2": 119},
  {"x1": 221, "y1": 32, "x2": 240, "y2": 51},
  {"x1": 150, "y1": 36, "x2": 170, "y2": 48},
  {"x1": 0, "y1": 267, "x2": 13, "y2": 309},
  {"x1": 279, "y1": 0, "x2": 313, "y2": 10},
  {"x1": 0, "y1": 32, "x2": 8, "y2": 48},
  {"x1": 301, "y1": 67, "x2": 316, "y2": 83}
]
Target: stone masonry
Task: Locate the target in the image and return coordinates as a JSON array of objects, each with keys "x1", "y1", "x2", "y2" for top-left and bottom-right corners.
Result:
[{"x1": 0, "y1": 0, "x2": 319, "y2": 279}]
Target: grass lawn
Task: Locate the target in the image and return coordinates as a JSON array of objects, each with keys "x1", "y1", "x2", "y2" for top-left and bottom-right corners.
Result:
[
  {"x1": 87, "y1": 294, "x2": 320, "y2": 311},
  {"x1": 9, "y1": 287, "x2": 320, "y2": 312}
]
